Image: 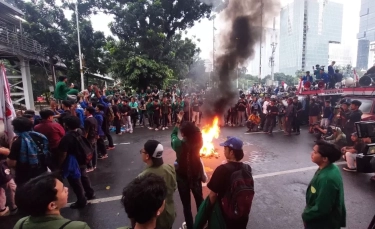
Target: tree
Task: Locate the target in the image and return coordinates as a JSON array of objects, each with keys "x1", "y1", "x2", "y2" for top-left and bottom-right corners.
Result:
[
  {"x1": 14, "y1": 0, "x2": 109, "y2": 86},
  {"x1": 83, "y1": 0, "x2": 213, "y2": 88}
]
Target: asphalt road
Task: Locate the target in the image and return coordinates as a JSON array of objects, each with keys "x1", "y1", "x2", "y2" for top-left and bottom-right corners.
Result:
[{"x1": 1, "y1": 125, "x2": 375, "y2": 229}]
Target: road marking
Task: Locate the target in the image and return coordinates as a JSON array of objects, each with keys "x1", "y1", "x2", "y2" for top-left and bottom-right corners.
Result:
[
  {"x1": 252, "y1": 161, "x2": 346, "y2": 179},
  {"x1": 67, "y1": 161, "x2": 347, "y2": 206},
  {"x1": 244, "y1": 130, "x2": 283, "y2": 135},
  {"x1": 113, "y1": 142, "x2": 130, "y2": 146}
]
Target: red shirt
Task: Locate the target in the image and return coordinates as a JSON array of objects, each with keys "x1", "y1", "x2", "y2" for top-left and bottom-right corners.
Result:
[{"x1": 34, "y1": 120, "x2": 65, "y2": 150}]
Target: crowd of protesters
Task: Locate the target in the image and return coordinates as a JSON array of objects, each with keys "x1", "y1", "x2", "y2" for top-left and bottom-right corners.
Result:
[{"x1": 0, "y1": 72, "x2": 372, "y2": 229}]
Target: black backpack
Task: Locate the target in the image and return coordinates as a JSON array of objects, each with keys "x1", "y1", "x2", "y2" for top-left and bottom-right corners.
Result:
[
  {"x1": 221, "y1": 163, "x2": 255, "y2": 221},
  {"x1": 69, "y1": 131, "x2": 94, "y2": 165}
]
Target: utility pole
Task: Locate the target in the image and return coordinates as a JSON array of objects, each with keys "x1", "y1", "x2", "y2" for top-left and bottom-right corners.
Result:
[
  {"x1": 75, "y1": 2, "x2": 85, "y2": 91},
  {"x1": 213, "y1": 15, "x2": 215, "y2": 72},
  {"x1": 259, "y1": 0, "x2": 263, "y2": 84},
  {"x1": 270, "y1": 17, "x2": 278, "y2": 86}
]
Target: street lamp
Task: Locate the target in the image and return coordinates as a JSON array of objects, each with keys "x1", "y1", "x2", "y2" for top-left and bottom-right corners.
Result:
[{"x1": 74, "y1": 1, "x2": 85, "y2": 91}]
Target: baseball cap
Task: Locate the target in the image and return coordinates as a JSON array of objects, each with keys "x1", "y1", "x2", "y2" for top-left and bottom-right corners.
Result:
[
  {"x1": 220, "y1": 137, "x2": 243, "y2": 150},
  {"x1": 144, "y1": 140, "x2": 164, "y2": 167}
]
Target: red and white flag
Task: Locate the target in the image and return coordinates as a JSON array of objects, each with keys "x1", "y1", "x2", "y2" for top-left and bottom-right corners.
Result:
[
  {"x1": 297, "y1": 78, "x2": 303, "y2": 94},
  {"x1": 0, "y1": 64, "x2": 16, "y2": 144},
  {"x1": 354, "y1": 68, "x2": 359, "y2": 82}
]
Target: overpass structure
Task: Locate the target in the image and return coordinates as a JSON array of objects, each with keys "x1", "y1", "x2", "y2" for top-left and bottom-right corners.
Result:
[{"x1": 0, "y1": 0, "x2": 47, "y2": 110}]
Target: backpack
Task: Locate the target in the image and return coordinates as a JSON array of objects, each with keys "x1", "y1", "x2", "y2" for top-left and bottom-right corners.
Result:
[
  {"x1": 106, "y1": 106, "x2": 115, "y2": 122},
  {"x1": 221, "y1": 163, "x2": 254, "y2": 221},
  {"x1": 69, "y1": 132, "x2": 94, "y2": 165}
]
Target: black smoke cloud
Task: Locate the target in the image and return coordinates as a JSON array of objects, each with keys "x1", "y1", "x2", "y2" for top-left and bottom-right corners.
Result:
[{"x1": 204, "y1": 0, "x2": 278, "y2": 120}]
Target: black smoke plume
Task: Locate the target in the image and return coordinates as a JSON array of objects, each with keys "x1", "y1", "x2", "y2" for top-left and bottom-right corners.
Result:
[{"x1": 204, "y1": 0, "x2": 278, "y2": 120}]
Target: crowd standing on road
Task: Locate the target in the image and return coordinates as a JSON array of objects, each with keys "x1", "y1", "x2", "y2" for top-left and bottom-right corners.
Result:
[{"x1": 0, "y1": 73, "x2": 374, "y2": 229}]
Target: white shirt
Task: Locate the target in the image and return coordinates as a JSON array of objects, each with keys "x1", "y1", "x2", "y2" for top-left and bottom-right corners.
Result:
[{"x1": 263, "y1": 101, "x2": 270, "y2": 114}]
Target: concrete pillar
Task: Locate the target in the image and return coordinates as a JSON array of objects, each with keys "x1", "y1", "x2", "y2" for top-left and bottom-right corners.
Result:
[{"x1": 19, "y1": 57, "x2": 34, "y2": 110}]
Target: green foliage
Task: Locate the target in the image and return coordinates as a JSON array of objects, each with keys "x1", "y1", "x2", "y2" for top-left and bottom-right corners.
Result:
[
  {"x1": 13, "y1": 0, "x2": 212, "y2": 89},
  {"x1": 14, "y1": 0, "x2": 108, "y2": 85},
  {"x1": 261, "y1": 73, "x2": 299, "y2": 86},
  {"x1": 95, "y1": 0, "x2": 212, "y2": 88}
]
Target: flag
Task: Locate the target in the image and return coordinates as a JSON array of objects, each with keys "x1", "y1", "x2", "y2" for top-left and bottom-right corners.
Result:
[
  {"x1": 297, "y1": 78, "x2": 303, "y2": 94},
  {"x1": 354, "y1": 68, "x2": 359, "y2": 82},
  {"x1": 0, "y1": 64, "x2": 16, "y2": 145}
]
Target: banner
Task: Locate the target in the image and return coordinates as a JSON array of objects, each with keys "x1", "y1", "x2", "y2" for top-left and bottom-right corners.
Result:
[{"x1": 0, "y1": 64, "x2": 16, "y2": 145}]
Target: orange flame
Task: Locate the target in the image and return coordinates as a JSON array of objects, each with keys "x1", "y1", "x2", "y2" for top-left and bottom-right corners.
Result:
[{"x1": 200, "y1": 116, "x2": 220, "y2": 157}]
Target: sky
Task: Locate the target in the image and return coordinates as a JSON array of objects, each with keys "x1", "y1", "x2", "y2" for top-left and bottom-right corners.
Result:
[{"x1": 78, "y1": 0, "x2": 361, "y2": 66}]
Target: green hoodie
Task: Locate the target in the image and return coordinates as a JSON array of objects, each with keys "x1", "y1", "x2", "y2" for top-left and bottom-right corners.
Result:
[
  {"x1": 54, "y1": 81, "x2": 70, "y2": 100},
  {"x1": 13, "y1": 215, "x2": 90, "y2": 229},
  {"x1": 302, "y1": 164, "x2": 346, "y2": 229}
]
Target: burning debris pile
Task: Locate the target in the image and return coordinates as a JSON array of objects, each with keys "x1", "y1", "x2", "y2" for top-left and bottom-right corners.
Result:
[
  {"x1": 200, "y1": 0, "x2": 278, "y2": 157},
  {"x1": 200, "y1": 117, "x2": 220, "y2": 157}
]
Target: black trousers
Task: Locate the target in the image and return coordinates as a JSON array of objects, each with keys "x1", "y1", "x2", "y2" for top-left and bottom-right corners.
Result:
[
  {"x1": 97, "y1": 136, "x2": 107, "y2": 156},
  {"x1": 177, "y1": 178, "x2": 203, "y2": 229},
  {"x1": 293, "y1": 115, "x2": 301, "y2": 132},
  {"x1": 162, "y1": 113, "x2": 168, "y2": 127},
  {"x1": 153, "y1": 114, "x2": 160, "y2": 128},
  {"x1": 105, "y1": 132, "x2": 114, "y2": 147},
  {"x1": 67, "y1": 167, "x2": 94, "y2": 205},
  {"x1": 148, "y1": 113, "x2": 154, "y2": 128},
  {"x1": 113, "y1": 118, "x2": 121, "y2": 134}
]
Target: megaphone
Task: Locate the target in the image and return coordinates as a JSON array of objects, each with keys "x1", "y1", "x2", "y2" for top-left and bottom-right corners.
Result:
[
  {"x1": 304, "y1": 81, "x2": 311, "y2": 90},
  {"x1": 318, "y1": 81, "x2": 325, "y2": 89}
]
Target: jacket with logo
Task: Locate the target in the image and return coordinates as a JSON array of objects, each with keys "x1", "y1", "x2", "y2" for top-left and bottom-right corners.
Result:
[{"x1": 302, "y1": 164, "x2": 346, "y2": 229}]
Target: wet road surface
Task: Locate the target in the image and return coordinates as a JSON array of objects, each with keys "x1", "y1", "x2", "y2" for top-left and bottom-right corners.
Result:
[{"x1": 1, "y1": 125, "x2": 375, "y2": 229}]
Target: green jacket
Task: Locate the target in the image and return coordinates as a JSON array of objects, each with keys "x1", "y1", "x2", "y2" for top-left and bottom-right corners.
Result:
[
  {"x1": 302, "y1": 164, "x2": 346, "y2": 229},
  {"x1": 171, "y1": 126, "x2": 183, "y2": 165},
  {"x1": 67, "y1": 88, "x2": 79, "y2": 96},
  {"x1": 138, "y1": 164, "x2": 177, "y2": 229},
  {"x1": 172, "y1": 101, "x2": 184, "y2": 112},
  {"x1": 146, "y1": 102, "x2": 154, "y2": 115},
  {"x1": 54, "y1": 81, "x2": 71, "y2": 100},
  {"x1": 13, "y1": 215, "x2": 90, "y2": 229},
  {"x1": 194, "y1": 197, "x2": 226, "y2": 229}
]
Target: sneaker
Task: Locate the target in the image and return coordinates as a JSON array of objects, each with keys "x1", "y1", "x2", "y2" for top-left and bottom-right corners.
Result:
[
  {"x1": 155, "y1": 128, "x2": 159, "y2": 131},
  {"x1": 343, "y1": 167, "x2": 357, "y2": 172},
  {"x1": 117, "y1": 133, "x2": 122, "y2": 135},
  {"x1": 165, "y1": 126, "x2": 169, "y2": 129},
  {"x1": 162, "y1": 127, "x2": 165, "y2": 130},
  {"x1": 129, "y1": 130, "x2": 133, "y2": 134},
  {"x1": 86, "y1": 168, "x2": 94, "y2": 173},
  {"x1": 98, "y1": 154, "x2": 108, "y2": 160},
  {"x1": 0, "y1": 207, "x2": 9, "y2": 216},
  {"x1": 148, "y1": 127, "x2": 153, "y2": 130}
]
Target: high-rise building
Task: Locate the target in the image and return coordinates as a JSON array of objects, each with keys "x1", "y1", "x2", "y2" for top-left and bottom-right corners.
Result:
[
  {"x1": 279, "y1": 0, "x2": 343, "y2": 76},
  {"x1": 356, "y1": 0, "x2": 375, "y2": 70}
]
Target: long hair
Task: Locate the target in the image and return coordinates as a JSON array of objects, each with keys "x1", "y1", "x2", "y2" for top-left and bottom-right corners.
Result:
[{"x1": 178, "y1": 122, "x2": 203, "y2": 180}]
